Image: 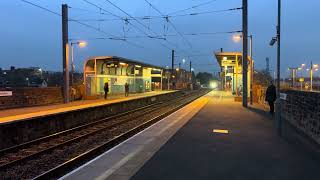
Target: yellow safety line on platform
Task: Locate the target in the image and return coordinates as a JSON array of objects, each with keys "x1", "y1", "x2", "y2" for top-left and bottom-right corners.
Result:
[
  {"x1": 0, "y1": 91, "x2": 173, "y2": 124},
  {"x1": 213, "y1": 129, "x2": 229, "y2": 134}
]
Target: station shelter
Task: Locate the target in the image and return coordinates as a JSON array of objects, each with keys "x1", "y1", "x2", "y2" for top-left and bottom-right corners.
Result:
[
  {"x1": 214, "y1": 52, "x2": 253, "y2": 97},
  {"x1": 84, "y1": 56, "x2": 163, "y2": 99}
]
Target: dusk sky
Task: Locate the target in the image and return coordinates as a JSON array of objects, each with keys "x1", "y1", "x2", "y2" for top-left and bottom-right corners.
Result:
[{"x1": 1, "y1": 0, "x2": 320, "y2": 77}]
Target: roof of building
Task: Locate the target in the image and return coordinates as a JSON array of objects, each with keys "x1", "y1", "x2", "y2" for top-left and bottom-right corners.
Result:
[
  {"x1": 214, "y1": 52, "x2": 252, "y2": 67},
  {"x1": 85, "y1": 56, "x2": 163, "y2": 69}
]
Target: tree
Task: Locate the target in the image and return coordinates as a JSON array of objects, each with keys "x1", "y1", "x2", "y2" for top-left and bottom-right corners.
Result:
[
  {"x1": 196, "y1": 72, "x2": 214, "y2": 86},
  {"x1": 254, "y1": 69, "x2": 272, "y2": 86}
]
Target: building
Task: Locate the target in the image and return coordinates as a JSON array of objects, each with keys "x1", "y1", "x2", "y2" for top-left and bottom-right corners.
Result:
[
  {"x1": 0, "y1": 66, "x2": 47, "y2": 87},
  {"x1": 214, "y1": 52, "x2": 253, "y2": 96},
  {"x1": 83, "y1": 56, "x2": 164, "y2": 99}
]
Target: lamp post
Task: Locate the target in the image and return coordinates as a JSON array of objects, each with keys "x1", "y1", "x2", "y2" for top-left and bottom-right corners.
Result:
[
  {"x1": 242, "y1": 0, "x2": 248, "y2": 107},
  {"x1": 288, "y1": 67, "x2": 298, "y2": 89},
  {"x1": 269, "y1": 0, "x2": 281, "y2": 136},
  {"x1": 310, "y1": 62, "x2": 319, "y2": 91},
  {"x1": 70, "y1": 41, "x2": 86, "y2": 86}
]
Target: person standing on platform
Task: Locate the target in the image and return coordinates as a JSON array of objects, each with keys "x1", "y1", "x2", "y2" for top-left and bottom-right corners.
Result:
[
  {"x1": 265, "y1": 81, "x2": 277, "y2": 115},
  {"x1": 125, "y1": 82, "x2": 129, "y2": 97},
  {"x1": 104, "y1": 82, "x2": 109, "y2": 99}
]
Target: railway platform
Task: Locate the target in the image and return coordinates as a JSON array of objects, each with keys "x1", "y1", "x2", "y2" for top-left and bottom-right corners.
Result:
[
  {"x1": 61, "y1": 91, "x2": 320, "y2": 180},
  {"x1": 0, "y1": 91, "x2": 173, "y2": 124}
]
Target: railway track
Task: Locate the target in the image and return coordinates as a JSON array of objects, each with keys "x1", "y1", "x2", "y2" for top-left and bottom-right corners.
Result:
[{"x1": 0, "y1": 90, "x2": 209, "y2": 180}]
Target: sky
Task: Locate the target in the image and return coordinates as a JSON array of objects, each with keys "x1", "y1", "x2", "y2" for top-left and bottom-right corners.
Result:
[{"x1": 1, "y1": 0, "x2": 320, "y2": 78}]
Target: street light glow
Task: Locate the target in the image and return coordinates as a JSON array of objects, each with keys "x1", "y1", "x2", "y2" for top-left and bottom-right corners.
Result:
[
  {"x1": 232, "y1": 34, "x2": 242, "y2": 42},
  {"x1": 182, "y1": 59, "x2": 186, "y2": 64},
  {"x1": 78, "y1": 41, "x2": 87, "y2": 47},
  {"x1": 223, "y1": 57, "x2": 227, "y2": 60}
]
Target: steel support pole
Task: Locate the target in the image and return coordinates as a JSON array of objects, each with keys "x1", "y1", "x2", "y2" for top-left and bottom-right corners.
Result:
[
  {"x1": 71, "y1": 43, "x2": 74, "y2": 86},
  {"x1": 62, "y1": 4, "x2": 69, "y2": 103},
  {"x1": 276, "y1": 0, "x2": 281, "y2": 97},
  {"x1": 275, "y1": 0, "x2": 282, "y2": 136},
  {"x1": 310, "y1": 61, "x2": 313, "y2": 91},
  {"x1": 171, "y1": 50, "x2": 174, "y2": 90},
  {"x1": 249, "y1": 35, "x2": 253, "y2": 105},
  {"x1": 242, "y1": 0, "x2": 248, "y2": 107},
  {"x1": 189, "y1": 61, "x2": 192, "y2": 84},
  {"x1": 171, "y1": 50, "x2": 174, "y2": 72}
]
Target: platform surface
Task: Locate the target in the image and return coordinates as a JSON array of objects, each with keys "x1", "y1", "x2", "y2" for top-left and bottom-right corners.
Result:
[
  {"x1": 61, "y1": 91, "x2": 320, "y2": 180},
  {"x1": 0, "y1": 91, "x2": 173, "y2": 124},
  {"x1": 132, "y1": 91, "x2": 320, "y2": 180},
  {"x1": 61, "y1": 90, "x2": 208, "y2": 180}
]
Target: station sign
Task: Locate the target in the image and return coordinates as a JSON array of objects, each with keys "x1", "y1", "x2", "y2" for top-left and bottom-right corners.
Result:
[
  {"x1": 221, "y1": 60, "x2": 236, "y2": 67},
  {"x1": 0, "y1": 91, "x2": 13, "y2": 97},
  {"x1": 280, "y1": 93, "x2": 287, "y2": 100}
]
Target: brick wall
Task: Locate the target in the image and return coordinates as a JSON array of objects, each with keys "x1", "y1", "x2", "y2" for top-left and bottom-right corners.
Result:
[
  {"x1": 281, "y1": 90, "x2": 320, "y2": 144},
  {"x1": 0, "y1": 87, "x2": 63, "y2": 109}
]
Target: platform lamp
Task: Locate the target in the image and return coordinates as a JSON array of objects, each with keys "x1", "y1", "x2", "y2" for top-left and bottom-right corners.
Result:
[
  {"x1": 269, "y1": 0, "x2": 282, "y2": 136},
  {"x1": 70, "y1": 41, "x2": 86, "y2": 86}
]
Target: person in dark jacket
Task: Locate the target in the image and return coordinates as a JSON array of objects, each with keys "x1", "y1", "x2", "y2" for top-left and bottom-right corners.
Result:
[
  {"x1": 124, "y1": 83, "x2": 129, "y2": 97},
  {"x1": 104, "y1": 82, "x2": 109, "y2": 99},
  {"x1": 265, "y1": 81, "x2": 277, "y2": 114}
]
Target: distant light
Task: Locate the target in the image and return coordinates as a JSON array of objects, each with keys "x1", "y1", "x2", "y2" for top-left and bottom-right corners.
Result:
[
  {"x1": 182, "y1": 59, "x2": 186, "y2": 63},
  {"x1": 119, "y1": 62, "x2": 127, "y2": 66},
  {"x1": 78, "y1": 41, "x2": 87, "y2": 47},
  {"x1": 306, "y1": 68, "x2": 310, "y2": 71},
  {"x1": 191, "y1": 68, "x2": 194, "y2": 71},
  {"x1": 165, "y1": 66, "x2": 169, "y2": 69},
  {"x1": 232, "y1": 34, "x2": 242, "y2": 42},
  {"x1": 39, "y1": 68, "x2": 42, "y2": 72},
  {"x1": 301, "y1": 63, "x2": 306, "y2": 67},
  {"x1": 223, "y1": 57, "x2": 227, "y2": 60},
  {"x1": 172, "y1": 75, "x2": 175, "y2": 78},
  {"x1": 209, "y1": 81, "x2": 218, "y2": 89},
  {"x1": 298, "y1": 67, "x2": 302, "y2": 70},
  {"x1": 135, "y1": 65, "x2": 141, "y2": 68},
  {"x1": 176, "y1": 68, "x2": 179, "y2": 71},
  {"x1": 316, "y1": 68, "x2": 319, "y2": 71},
  {"x1": 153, "y1": 68, "x2": 161, "y2": 71},
  {"x1": 313, "y1": 64, "x2": 319, "y2": 68}
]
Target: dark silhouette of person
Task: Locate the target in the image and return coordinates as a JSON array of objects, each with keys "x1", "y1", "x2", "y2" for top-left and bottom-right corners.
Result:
[
  {"x1": 125, "y1": 83, "x2": 129, "y2": 97},
  {"x1": 265, "y1": 81, "x2": 277, "y2": 115},
  {"x1": 104, "y1": 82, "x2": 109, "y2": 99}
]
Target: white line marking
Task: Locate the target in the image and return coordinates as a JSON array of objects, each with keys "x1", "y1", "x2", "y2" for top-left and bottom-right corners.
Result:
[{"x1": 94, "y1": 146, "x2": 144, "y2": 180}]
